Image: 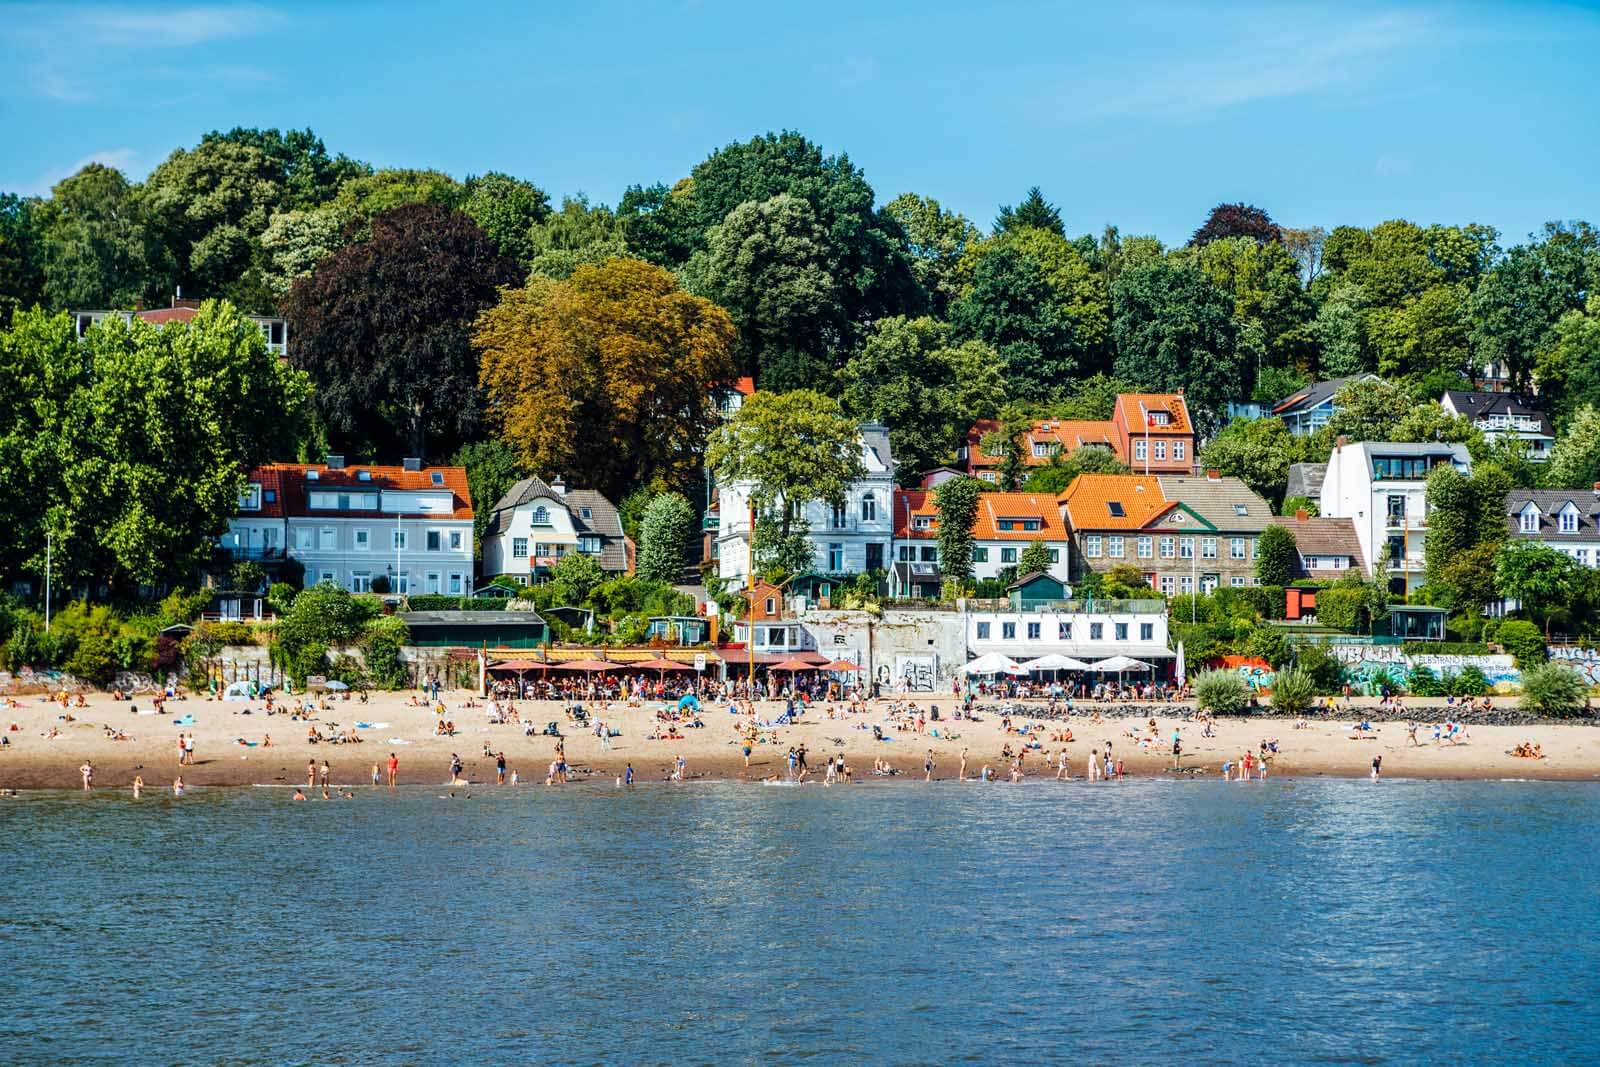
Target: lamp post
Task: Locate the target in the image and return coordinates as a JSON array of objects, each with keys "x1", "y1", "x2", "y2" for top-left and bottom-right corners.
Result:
[{"x1": 44, "y1": 530, "x2": 52, "y2": 632}]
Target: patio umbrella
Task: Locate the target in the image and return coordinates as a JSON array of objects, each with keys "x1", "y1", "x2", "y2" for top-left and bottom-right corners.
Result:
[
  {"x1": 1019, "y1": 654, "x2": 1091, "y2": 672},
  {"x1": 960, "y1": 653, "x2": 1026, "y2": 676},
  {"x1": 769, "y1": 657, "x2": 822, "y2": 672},
  {"x1": 1090, "y1": 655, "x2": 1153, "y2": 672},
  {"x1": 821, "y1": 659, "x2": 863, "y2": 671},
  {"x1": 551, "y1": 658, "x2": 621, "y2": 672},
  {"x1": 631, "y1": 658, "x2": 694, "y2": 673},
  {"x1": 325, "y1": 680, "x2": 350, "y2": 691}
]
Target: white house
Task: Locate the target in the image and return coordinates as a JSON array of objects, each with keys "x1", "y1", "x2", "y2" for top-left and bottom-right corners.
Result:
[
  {"x1": 1506, "y1": 489, "x2": 1600, "y2": 570},
  {"x1": 716, "y1": 424, "x2": 896, "y2": 587},
  {"x1": 73, "y1": 295, "x2": 288, "y2": 357},
  {"x1": 1271, "y1": 376, "x2": 1378, "y2": 436},
  {"x1": 481, "y1": 477, "x2": 629, "y2": 583},
  {"x1": 1318, "y1": 440, "x2": 1471, "y2": 594},
  {"x1": 1441, "y1": 390, "x2": 1555, "y2": 460},
  {"x1": 222, "y1": 458, "x2": 474, "y2": 596},
  {"x1": 965, "y1": 605, "x2": 1172, "y2": 673}
]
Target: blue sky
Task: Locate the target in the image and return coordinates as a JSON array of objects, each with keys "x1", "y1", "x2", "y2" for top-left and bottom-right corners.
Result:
[{"x1": 2, "y1": 1, "x2": 1596, "y2": 245}]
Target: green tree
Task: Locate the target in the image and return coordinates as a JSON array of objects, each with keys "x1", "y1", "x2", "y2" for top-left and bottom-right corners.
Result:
[
  {"x1": 1254, "y1": 524, "x2": 1297, "y2": 586},
  {"x1": 550, "y1": 551, "x2": 605, "y2": 605},
  {"x1": 274, "y1": 580, "x2": 375, "y2": 683},
  {"x1": 1545, "y1": 406, "x2": 1600, "y2": 489},
  {"x1": 949, "y1": 245, "x2": 1075, "y2": 400},
  {"x1": 0, "y1": 194, "x2": 45, "y2": 320},
  {"x1": 206, "y1": 126, "x2": 368, "y2": 209},
  {"x1": 617, "y1": 181, "x2": 700, "y2": 268},
  {"x1": 1052, "y1": 373, "x2": 1140, "y2": 420},
  {"x1": 977, "y1": 406, "x2": 1037, "y2": 490},
  {"x1": 837, "y1": 316, "x2": 1003, "y2": 480},
  {"x1": 1324, "y1": 378, "x2": 1411, "y2": 441},
  {"x1": 707, "y1": 390, "x2": 864, "y2": 569},
  {"x1": 37, "y1": 164, "x2": 172, "y2": 309},
  {"x1": 1111, "y1": 261, "x2": 1239, "y2": 433},
  {"x1": 331, "y1": 168, "x2": 463, "y2": 224},
  {"x1": 1199, "y1": 417, "x2": 1297, "y2": 504},
  {"x1": 1017, "y1": 539, "x2": 1053, "y2": 577},
  {"x1": 461, "y1": 171, "x2": 551, "y2": 266},
  {"x1": 1497, "y1": 541, "x2": 1580, "y2": 636},
  {"x1": 525, "y1": 194, "x2": 626, "y2": 279},
  {"x1": 285, "y1": 203, "x2": 520, "y2": 459},
  {"x1": 361, "y1": 614, "x2": 411, "y2": 689},
  {"x1": 934, "y1": 476, "x2": 984, "y2": 587},
  {"x1": 1424, "y1": 464, "x2": 1510, "y2": 595},
  {"x1": 1495, "y1": 618, "x2": 1547, "y2": 667},
  {"x1": 637, "y1": 493, "x2": 695, "y2": 583},
  {"x1": 1518, "y1": 661, "x2": 1590, "y2": 717},
  {"x1": 983, "y1": 226, "x2": 1112, "y2": 369},
  {"x1": 1311, "y1": 282, "x2": 1374, "y2": 376},
  {"x1": 1472, "y1": 223, "x2": 1600, "y2": 392},
  {"x1": 1183, "y1": 235, "x2": 1310, "y2": 371},
  {"x1": 994, "y1": 187, "x2": 1064, "y2": 236},
  {"x1": 258, "y1": 206, "x2": 344, "y2": 299},
  {"x1": 883, "y1": 193, "x2": 980, "y2": 315}
]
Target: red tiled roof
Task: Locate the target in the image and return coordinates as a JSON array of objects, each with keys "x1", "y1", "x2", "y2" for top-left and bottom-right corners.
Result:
[
  {"x1": 1115, "y1": 393, "x2": 1191, "y2": 435},
  {"x1": 974, "y1": 492, "x2": 1070, "y2": 541},
  {"x1": 135, "y1": 307, "x2": 200, "y2": 325},
  {"x1": 245, "y1": 462, "x2": 473, "y2": 520},
  {"x1": 894, "y1": 489, "x2": 939, "y2": 539},
  {"x1": 1058, "y1": 474, "x2": 1171, "y2": 531}
]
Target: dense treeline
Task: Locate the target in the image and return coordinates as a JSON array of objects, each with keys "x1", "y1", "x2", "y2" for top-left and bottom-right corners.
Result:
[{"x1": 3, "y1": 125, "x2": 1600, "y2": 599}]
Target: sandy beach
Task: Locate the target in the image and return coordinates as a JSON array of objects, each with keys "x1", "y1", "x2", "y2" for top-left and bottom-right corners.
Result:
[{"x1": 2, "y1": 689, "x2": 1598, "y2": 791}]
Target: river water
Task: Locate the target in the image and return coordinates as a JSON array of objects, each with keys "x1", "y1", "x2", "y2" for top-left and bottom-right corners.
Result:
[{"x1": 2, "y1": 778, "x2": 1596, "y2": 1064}]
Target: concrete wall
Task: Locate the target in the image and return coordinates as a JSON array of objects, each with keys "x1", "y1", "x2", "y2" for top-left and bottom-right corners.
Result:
[{"x1": 801, "y1": 608, "x2": 965, "y2": 693}]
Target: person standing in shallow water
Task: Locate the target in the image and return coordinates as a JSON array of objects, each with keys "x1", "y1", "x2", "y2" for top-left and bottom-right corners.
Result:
[
  {"x1": 80, "y1": 760, "x2": 93, "y2": 791},
  {"x1": 924, "y1": 750, "x2": 935, "y2": 782},
  {"x1": 386, "y1": 752, "x2": 399, "y2": 787},
  {"x1": 1371, "y1": 754, "x2": 1382, "y2": 781}
]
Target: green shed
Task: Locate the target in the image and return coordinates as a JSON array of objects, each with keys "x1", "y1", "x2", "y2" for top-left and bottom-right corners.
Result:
[{"x1": 1007, "y1": 572, "x2": 1068, "y2": 610}]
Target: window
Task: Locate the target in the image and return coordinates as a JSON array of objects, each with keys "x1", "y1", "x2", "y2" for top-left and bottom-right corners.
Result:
[
  {"x1": 1519, "y1": 508, "x2": 1539, "y2": 533},
  {"x1": 1140, "y1": 623, "x2": 1153, "y2": 641},
  {"x1": 1085, "y1": 535, "x2": 1102, "y2": 558},
  {"x1": 351, "y1": 572, "x2": 371, "y2": 593},
  {"x1": 1089, "y1": 623, "x2": 1104, "y2": 640},
  {"x1": 979, "y1": 472, "x2": 998, "y2": 484},
  {"x1": 1000, "y1": 547, "x2": 1017, "y2": 564},
  {"x1": 1387, "y1": 495, "x2": 1407, "y2": 522},
  {"x1": 1230, "y1": 537, "x2": 1245, "y2": 560},
  {"x1": 355, "y1": 529, "x2": 370, "y2": 551},
  {"x1": 1048, "y1": 549, "x2": 1060, "y2": 563},
  {"x1": 1149, "y1": 411, "x2": 1169, "y2": 426},
  {"x1": 1058, "y1": 621, "x2": 1072, "y2": 640},
  {"x1": 1179, "y1": 575, "x2": 1193, "y2": 594},
  {"x1": 531, "y1": 505, "x2": 550, "y2": 526},
  {"x1": 393, "y1": 530, "x2": 408, "y2": 551},
  {"x1": 239, "y1": 484, "x2": 261, "y2": 510},
  {"x1": 1233, "y1": 503, "x2": 1249, "y2": 517},
  {"x1": 319, "y1": 569, "x2": 335, "y2": 585},
  {"x1": 319, "y1": 527, "x2": 336, "y2": 551},
  {"x1": 1032, "y1": 441, "x2": 1051, "y2": 458},
  {"x1": 263, "y1": 489, "x2": 276, "y2": 505},
  {"x1": 427, "y1": 530, "x2": 442, "y2": 552},
  {"x1": 897, "y1": 545, "x2": 912, "y2": 562},
  {"x1": 425, "y1": 572, "x2": 441, "y2": 594},
  {"x1": 913, "y1": 516, "x2": 933, "y2": 530},
  {"x1": 357, "y1": 470, "x2": 371, "y2": 482},
  {"x1": 1137, "y1": 536, "x2": 1153, "y2": 559},
  {"x1": 1160, "y1": 576, "x2": 1176, "y2": 595},
  {"x1": 1174, "y1": 441, "x2": 1185, "y2": 461},
  {"x1": 306, "y1": 470, "x2": 319, "y2": 481},
  {"x1": 831, "y1": 503, "x2": 847, "y2": 529},
  {"x1": 449, "y1": 530, "x2": 463, "y2": 551},
  {"x1": 1115, "y1": 623, "x2": 1128, "y2": 641},
  {"x1": 764, "y1": 597, "x2": 776, "y2": 615},
  {"x1": 828, "y1": 543, "x2": 844, "y2": 571},
  {"x1": 430, "y1": 471, "x2": 444, "y2": 486},
  {"x1": 1027, "y1": 622, "x2": 1041, "y2": 640},
  {"x1": 1134, "y1": 440, "x2": 1147, "y2": 461},
  {"x1": 512, "y1": 538, "x2": 528, "y2": 559},
  {"x1": 1107, "y1": 501, "x2": 1126, "y2": 518},
  {"x1": 1159, "y1": 537, "x2": 1175, "y2": 559},
  {"x1": 1201, "y1": 575, "x2": 1218, "y2": 594},
  {"x1": 973, "y1": 547, "x2": 989, "y2": 563},
  {"x1": 1108, "y1": 536, "x2": 1124, "y2": 558},
  {"x1": 861, "y1": 494, "x2": 877, "y2": 522},
  {"x1": 1002, "y1": 622, "x2": 1016, "y2": 640},
  {"x1": 1179, "y1": 537, "x2": 1194, "y2": 560},
  {"x1": 1202, "y1": 537, "x2": 1217, "y2": 559},
  {"x1": 1154, "y1": 441, "x2": 1167, "y2": 460},
  {"x1": 976, "y1": 622, "x2": 991, "y2": 640},
  {"x1": 579, "y1": 535, "x2": 601, "y2": 554},
  {"x1": 920, "y1": 546, "x2": 938, "y2": 562},
  {"x1": 580, "y1": 507, "x2": 592, "y2": 520},
  {"x1": 261, "y1": 528, "x2": 278, "y2": 549},
  {"x1": 1230, "y1": 576, "x2": 1247, "y2": 588},
  {"x1": 294, "y1": 527, "x2": 315, "y2": 550},
  {"x1": 448, "y1": 573, "x2": 463, "y2": 594}
]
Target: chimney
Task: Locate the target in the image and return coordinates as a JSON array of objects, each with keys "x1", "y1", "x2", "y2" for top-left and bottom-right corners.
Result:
[
  {"x1": 1206, "y1": 468, "x2": 1220, "y2": 481},
  {"x1": 1295, "y1": 508, "x2": 1309, "y2": 522},
  {"x1": 325, "y1": 454, "x2": 345, "y2": 470},
  {"x1": 1335, "y1": 435, "x2": 1348, "y2": 454},
  {"x1": 551, "y1": 476, "x2": 567, "y2": 497},
  {"x1": 402, "y1": 457, "x2": 422, "y2": 472}
]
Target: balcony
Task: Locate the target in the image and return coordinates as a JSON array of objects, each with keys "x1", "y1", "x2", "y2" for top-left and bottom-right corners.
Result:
[{"x1": 220, "y1": 545, "x2": 286, "y2": 561}]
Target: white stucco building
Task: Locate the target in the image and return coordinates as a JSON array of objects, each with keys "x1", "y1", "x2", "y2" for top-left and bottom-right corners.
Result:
[
  {"x1": 1318, "y1": 440, "x2": 1471, "y2": 594},
  {"x1": 716, "y1": 424, "x2": 896, "y2": 587},
  {"x1": 481, "y1": 476, "x2": 629, "y2": 583}
]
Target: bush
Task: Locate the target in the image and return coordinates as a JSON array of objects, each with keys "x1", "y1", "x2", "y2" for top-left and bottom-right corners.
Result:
[
  {"x1": 1315, "y1": 585, "x2": 1367, "y2": 632},
  {"x1": 197, "y1": 621, "x2": 255, "y2": 646},
  {"x1": 1480, "y1": 618, "x2": 1501, "y2": 645},
  {"x1": 1294, "y1": 644, "x2": 1345, "y2": 693},
  {"x1": 362, "y1": 615, "x2": 411, "y2": 689},
  {"x1": 369, "y1": 574, "x2": 391, "y2": 595},
  {"x1": 229, "y1": 561, "x2": 267, "y2": 592},
  {"x1": 1270, "y1": 667, "x2": 1316, "y2": 716},
  {"x1": 1245, "y1": 627, "x2": 1292, "y2": 669},
  {"x1": 1195, "y1": 669, "x2": 1249, "y2": 715},
  {"x1": 1440, "y1": 666, "x2": 1488, "y2": 697},
  {"x1": 1495, "y1": 620, "x2": 1546, "y2": 668},
  {"x1": 268, "y1": 582, "x2": 298, "y2": 617},
  {"x1": 1407, "y1": 665, "x2": 1443, "y2": 697},
  {"x1": 1518, "y1": 662, "x2": 1590, "y2": 717}
]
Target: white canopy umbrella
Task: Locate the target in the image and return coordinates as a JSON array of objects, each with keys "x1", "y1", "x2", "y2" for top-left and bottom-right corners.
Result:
[
  {"x1": 960, "y1": 653, "x2": 1027, "y2": 676},
  {"x1": 1019, "y1": 654, "x2": 1092, "y2": 671},
  {"x1": 1090, "y1": 655, "x2": 1153, "y2": 672}
]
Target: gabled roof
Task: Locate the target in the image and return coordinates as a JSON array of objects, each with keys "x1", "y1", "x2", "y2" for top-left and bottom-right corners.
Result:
[
  {"x1": 1442, "y1": 390, "x2": 1554, "y2": 436},
  {"x1": 564, "y1": 489, "x2": 627, "y2": 571},
  {"x1": 975, "y1": 492, "x2": 1070, "y2": 541},
  {"x1": 1156, "y1": 475, "x2": 1271, "y2": 533},
  {"x1": 1115, "y1": 393, "x2": 1191, "y2": 434},
  {"x1": 1059, "y1": 474, "x2": 1169, "y2": 531},
  {"x1": 1286, "y1": 463, "x2": 1327, "y2": 500},
  {"x1": 1273, "y1": 377, "x2": 1365, "y2": 416},
  {"x1": 246, "y1": 462, "x2": 472, "y2": 520},
  {"x1": 1265, "y1": 515, "x2": 1367, "y2": 573},
  {"x1": 1506, "y1": 490, "x2": 1600, "y2": 542},
  {"x1": 894, "y1": 489, "x2": 939, "y2": 539},
  {"x1": 485, "y1": 476, "x2": 559, "y2": 537}
]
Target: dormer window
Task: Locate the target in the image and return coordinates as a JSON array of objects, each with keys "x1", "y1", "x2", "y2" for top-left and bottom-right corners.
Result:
[
  {"x1": 1559, "y1": 506, "x2": 1579, "y2": 534},
  {"x1": 1519, "y1": 505, "x2": 1541, "y2": 534},
  {"x1": 1107, "y1": 501, "x2": 1125, "y2": 517},
  {"x1": 357, "y1": 470, "x2": 372, "y2": 482},
  {"x1": 531, "y1": 505, "x2": 551, "y2": 526},
  {"x1": 239, "y1": 484, "x2": 262, "y2": 511},
  {"x1": 580, "y1": 507, "x2": 592, "y2": 520},
  {"x1": 1149, "y1": 411, "x2": 1170, "y2": 426},
  {"x1": 306, "y1": 470, "x2": 319, "y2": 481},
  {"x1": 1233, "y1": 504, "x2": 1249, "y2": 516}
]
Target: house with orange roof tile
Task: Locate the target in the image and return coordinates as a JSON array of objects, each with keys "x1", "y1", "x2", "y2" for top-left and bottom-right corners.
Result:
[
  {"x1": 888, "y1": 488, "x2": 1072, "y2": 596},
  {"x1": 72, "y1": 294, "x2": 289, "y2": 357},
  {"x1": 222, "y1": 455, "x2": 474, "y2": 597},
  {"x1": 1059, "y1": 471, "x2": 1271, "y2": 596},
  {"x1": 957, "y1": 392, "x2": 1194, "y2": 483}
]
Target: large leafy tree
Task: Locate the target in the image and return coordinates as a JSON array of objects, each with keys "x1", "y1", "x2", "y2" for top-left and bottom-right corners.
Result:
[
  {"x1": 450, "y1": 439, "x2": 526, "y2": 558},
  {"x1": 258, "y1": 206, "x2": 345, "y2": 299},
  {"x1": 837, "y1": 316, "x2": 1003, "y2": 481},
  {"x1": 206, "y1": 126, "x2": 368, "y2": 210},
  {"x1": 1110, "y1": 261, "x2": 1239, "y2": 433},
  {"x1": 330, "y1": 169, "x2": 464, "y2": 226},
  {"x1": 1191, "y1": 203, "x2": 1282, "y2": 247},
  {"x1": 1497, "y1": 541, "x2": 1581, "y2": 635},
  {"x1": 285, "y1": 202, "x2": 519, "y2": 459},
  {"x1": 978, "y1": 226, "x2": 1112, "y2": 370},
  {"x1": 706, "y1": 390, "x2": 864, "y2": 569},
  {"x1": 1423, "y1": 464, "x2": 1510, "y2": 602},
  {"x1": 1198, "y1": 417, "x2": 1299, "y2": 505},
  {"x1": 476, "y1": 257, "x2": 736, "y2": 501},
  {"x1": 1471, "y1": 222, "x2": 1599, "y2": 391},
  {"x1": 637, "y1": 492, "x2": 695, "y2": 583},
  {"x1": 1021, "y1": 447, "x2": 1129, "y2": 494},
  {"x1": 617, "y1": 180, "x2": 700, "y2": 268},
  {"x1": 949, "y1": 245, "x2": 1075, "y2": 400},
  {"x1": 1254, "y1": 524, "x2": 1297, "y2": 586},
  {"x1": 934, "y1": 476, "x2": 984, "y2": 587},
  {"x1": 460, "y1": 172, "x2": 551, "y2": 266},
  {"x1": 0, "y1": 194, "x2": 44, "y2": 320},
  {"x1": 0, "y1": 303, "x2": 308, "y2": 591},
  {"x1": 1183, "y1": 235, "x2": 1311, "y2": 374},
  {"x1": 1534, "y1": 296, "x2": 1600, "y2": 427},
  {"x1": 37, "y1": 164, "x2": 172, "y2": 309},
  {"x1": 1545, "y1": 405, "x2": 1600, "y2": 490},
  {"x1": 883, "y1": 193, "x2": 980, "y2": 316},
  {"x1": 526, "y1": 195, "x2": 626, "y2": 280}
]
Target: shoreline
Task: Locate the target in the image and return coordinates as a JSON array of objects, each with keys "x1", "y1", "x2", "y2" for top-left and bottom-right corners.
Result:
[{"x1": 3, "y1": 691, "x2": 1597, "y2": 791}]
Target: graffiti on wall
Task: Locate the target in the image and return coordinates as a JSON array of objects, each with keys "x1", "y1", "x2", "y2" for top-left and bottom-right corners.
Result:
[
  {"x1": 1550, "y1": 647, "x2": 1600, "y2": 686},
  {"x1": 1220, "y1": 656, "x2": 1275, "y2": 690},
  {"x1": 894, "y1": 655, "x2": 937, "y2": 692},
  {"x1": 1326, "y1": 647, "x2": 1520, "y2": 692}
]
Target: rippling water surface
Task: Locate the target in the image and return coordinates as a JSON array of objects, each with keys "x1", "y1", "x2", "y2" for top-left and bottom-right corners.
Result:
[{"x1": 3, "y1": 778, "x2": 1598, "y2": 1064}]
